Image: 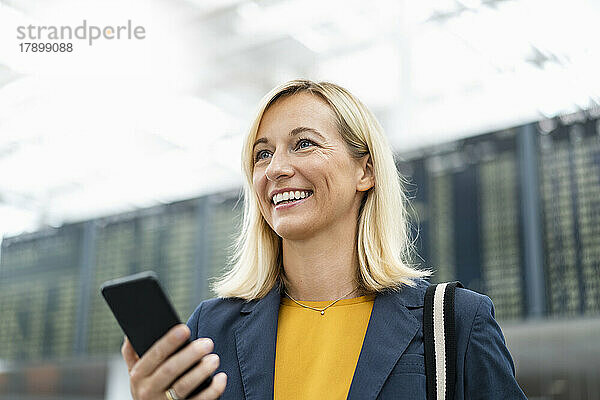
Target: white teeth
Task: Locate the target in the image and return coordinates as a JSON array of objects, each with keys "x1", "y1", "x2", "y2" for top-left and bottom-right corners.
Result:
[{"x1": 272, "y1": 190, "x2": 312, "y2": 205}]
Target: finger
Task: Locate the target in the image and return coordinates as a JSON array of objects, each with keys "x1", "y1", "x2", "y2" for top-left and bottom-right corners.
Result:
[
  {"x1": 194, "y1": 372, "x2": 227, "y2": 400},
  {"x1": 172, "y1": 351, "x2": 219, "y2": 399},
  {"x1": 121, "y1": 336, "x2": 139, "y2": 372},
  {"x1": 131, "y1": 324, "x2": 190, "y2": 379},
  {"x1": 151, "y1": 338, "x2": 214, "y2": 389}
]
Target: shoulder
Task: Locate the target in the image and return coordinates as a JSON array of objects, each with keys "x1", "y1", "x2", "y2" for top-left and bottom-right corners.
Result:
[
  {"x1": 419, "y1": 280, "x2": 491, "y2": 318},
  {"x1": 400, "y1": 278, "x2": 490, "y2": 311},
  {"x1": 435, "y1": 283, "x2": 497, "y2": 342},
  {"x1": 188, "y1": 296, "x2": 248, "y2": 321},
  {"x1": 454, "y1": 286, "x2": 493, "y2": 324},
  {"x1": 186, "y1": 296, "x2": 248, "y2": 339},
  {"x1": 198, "y1": 296, "x2": 248, "y2": 314},
  {"x1": 413, "y1": 280, "x2": 505, "y2": 349},
  {"x1": 410, "y1": 280, "x2": 495, "y2": 338},
  {"x1": 406, "y1": 281, "x2": 525, "y2": 397}
]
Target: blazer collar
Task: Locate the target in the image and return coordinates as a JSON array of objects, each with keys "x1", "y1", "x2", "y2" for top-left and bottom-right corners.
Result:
[
  {"x1": 235, "y1": 283, "x2": 282, "y2": 400},
  {"x1": 347, "y1": 282, "x2": 426, "y2": 400},
  {"x1": 234, "y1": 280, "x2": 426, "y2": 400}
]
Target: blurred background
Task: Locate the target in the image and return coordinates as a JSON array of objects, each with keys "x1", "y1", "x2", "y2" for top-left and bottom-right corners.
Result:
[{"x1": 1, "y1": 0, "x2": 600, "y2": 399}]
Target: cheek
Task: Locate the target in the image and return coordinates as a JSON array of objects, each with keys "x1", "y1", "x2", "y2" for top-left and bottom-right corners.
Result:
[
  {"x1": 252, "y1": 173, "x2": 269, "y2": 209},
  {"x1": 252, "y1": 174, "x2": 265, "y2": 200},
  {"x1": 316, "y1": 157, "x2": 357, "y2": 195},
  {"x1": 252, "y1": 167, "x2": 266, "y2": 190}
]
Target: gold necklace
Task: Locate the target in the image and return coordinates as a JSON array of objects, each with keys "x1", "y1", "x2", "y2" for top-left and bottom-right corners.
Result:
[{"x1": 284, "y1": 287, "x2": 359, "y2": 316}]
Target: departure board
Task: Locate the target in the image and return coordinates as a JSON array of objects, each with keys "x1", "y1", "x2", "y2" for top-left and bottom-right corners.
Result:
[
  {"x1": 158, "y1": 201, "x2": 198, "y2": 319},
  {"x1": 426, "y1": 163, "x2": 456, "y2": 284},
  {"x1": 87, "y1": 200, "x2": 198, "y2": 355},
  {"x1": 478, "y1": 151, "x2": 524, "y2": 320},
  {"x1": 540, "y1": 117, "x2": 600, "y2": 316},
  {"x1": 0, "y1": 226, "x2": 81, "y2": 360},
  {"x1": 574, "y1": 119, "x2": 600, "y2": 315},
  {"x1": 204, "y1": 193, "x2": 243, "y2": 297},
  {"x1": 4, "y1": 116, "x2": 600, "y2": 364},
  {"x1": 87, "y1": 216, "x2": 139, "y2": 355},
  {"x1": 400, "y1": 129, "x2": 525, "y2": 320}
]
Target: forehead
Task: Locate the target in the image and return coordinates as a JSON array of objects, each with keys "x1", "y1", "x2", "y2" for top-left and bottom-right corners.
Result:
[{"x1": 255, "y1": 92, "x2": 337, "y2": 140}]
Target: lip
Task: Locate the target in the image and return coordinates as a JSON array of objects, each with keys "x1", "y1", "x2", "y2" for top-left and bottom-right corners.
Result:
[
  {"x1": 268, "y1": 187, "x2": 313, "y2": 201},
  {"x1": 273, "y1": 192, "x2": 312, "y2": 210}
]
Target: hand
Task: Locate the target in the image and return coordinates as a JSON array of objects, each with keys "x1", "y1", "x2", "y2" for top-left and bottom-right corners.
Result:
[{"x1": 121, "y1": 324, "x2": 227, "y2": 400}]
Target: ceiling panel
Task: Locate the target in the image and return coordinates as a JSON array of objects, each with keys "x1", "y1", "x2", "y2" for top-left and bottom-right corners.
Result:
[{"x1": 1, "y1": 0, "x2": 599, "y2": 237}]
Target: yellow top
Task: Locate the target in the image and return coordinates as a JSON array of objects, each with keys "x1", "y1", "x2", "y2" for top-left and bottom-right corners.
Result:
[{"x1": 274, "y1": 294, "x2": 376, "y2": 400}]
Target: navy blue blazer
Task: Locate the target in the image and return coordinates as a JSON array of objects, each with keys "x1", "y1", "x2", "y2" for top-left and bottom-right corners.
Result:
[{"x1": 186, "y1": 279, "x2": 527, "y2": 399}]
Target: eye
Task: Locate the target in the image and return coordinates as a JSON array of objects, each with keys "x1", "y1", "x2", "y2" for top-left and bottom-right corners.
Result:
[
  {"x1": 255, "y1": 149, "x2": 271, "y2": 162},
  {"x1": 296, "y1": 138, "x2": 314, "y2": 150}
]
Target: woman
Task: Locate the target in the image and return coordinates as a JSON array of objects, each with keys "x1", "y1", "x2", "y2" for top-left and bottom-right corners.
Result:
[{"x1": 121, "y1": 80, "x2": 527, "y2": 399}]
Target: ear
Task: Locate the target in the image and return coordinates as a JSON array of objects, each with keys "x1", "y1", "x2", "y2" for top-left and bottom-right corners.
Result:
[{"x1": 356, "y1": 154, "x2": 374, "y2": 192}]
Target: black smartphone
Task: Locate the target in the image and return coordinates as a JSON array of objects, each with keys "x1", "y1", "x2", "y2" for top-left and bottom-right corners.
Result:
[{"x1": 100, "y1": 271, "x2": 212, "y2": 397}]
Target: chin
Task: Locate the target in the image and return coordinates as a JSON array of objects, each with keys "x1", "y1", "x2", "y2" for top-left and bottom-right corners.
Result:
[{"x1": 272, "y1": 221, "x2": 313, "y2": 240}]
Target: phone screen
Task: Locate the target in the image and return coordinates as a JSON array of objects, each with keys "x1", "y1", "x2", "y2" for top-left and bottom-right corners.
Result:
[{"x1": 101, "y1": 271, "x2": 180, "y2": 356}]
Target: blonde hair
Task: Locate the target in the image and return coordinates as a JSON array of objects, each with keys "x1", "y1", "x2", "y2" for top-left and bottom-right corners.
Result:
[{"x1": 211, "y1": 79, "x2": 430, "y2": 300}]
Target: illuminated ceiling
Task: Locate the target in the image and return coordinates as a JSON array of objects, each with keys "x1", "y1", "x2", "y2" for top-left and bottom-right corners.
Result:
[{"x1": 0, "y1": 0, "x2": 599, "y2": 237}]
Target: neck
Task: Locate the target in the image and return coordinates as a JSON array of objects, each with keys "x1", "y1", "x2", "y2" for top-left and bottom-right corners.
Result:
[{"x1": 281, "y1": 219, "x2": 363, "y2": 301}]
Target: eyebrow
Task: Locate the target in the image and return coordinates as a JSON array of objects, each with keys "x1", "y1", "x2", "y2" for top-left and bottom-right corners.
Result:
[{"x1": 252, "y1": 127, "x2": 326, "y2": 150}]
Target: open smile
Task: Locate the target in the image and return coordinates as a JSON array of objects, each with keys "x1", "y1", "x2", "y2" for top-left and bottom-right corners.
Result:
[{"x1": 273, "y1": 191, "x2": 313, "y2": 210}]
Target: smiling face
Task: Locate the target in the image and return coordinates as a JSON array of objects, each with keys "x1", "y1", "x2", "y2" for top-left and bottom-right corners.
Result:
[{"x1": 252, "y1": 92, "x2": 373, "y2": 241}]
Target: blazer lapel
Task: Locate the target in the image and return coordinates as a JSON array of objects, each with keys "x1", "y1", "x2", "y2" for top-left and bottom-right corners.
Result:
[
  {"x1": 347, "y1": 284, "x2": 424, "y2": 400},
  {"x1": 234, "y1": 284, "x2": 282, "y2": 400}
]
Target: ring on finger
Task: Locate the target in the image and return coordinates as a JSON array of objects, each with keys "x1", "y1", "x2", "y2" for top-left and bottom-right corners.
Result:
[{"x1": 165, "y1": 388, "x2": 181, "y2": 400}]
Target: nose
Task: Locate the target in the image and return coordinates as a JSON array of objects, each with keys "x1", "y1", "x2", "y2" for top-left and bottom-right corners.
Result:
[{"x1": 264, "y1": 150, "x2": 294, "y2": 182}]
